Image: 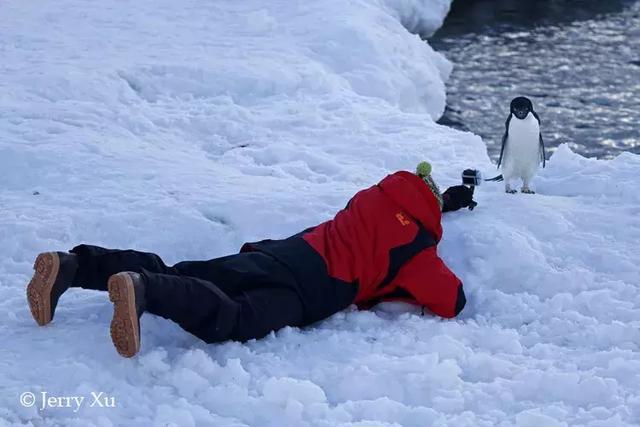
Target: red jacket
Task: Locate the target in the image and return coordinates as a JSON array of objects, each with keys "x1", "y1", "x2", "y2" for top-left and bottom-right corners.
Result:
[
  {"x1": 242, "y1": 171, "x2": 465, "y2": 322},
  {"x1": 303, "y1": 171, "x2": 464, "y2": 318}
]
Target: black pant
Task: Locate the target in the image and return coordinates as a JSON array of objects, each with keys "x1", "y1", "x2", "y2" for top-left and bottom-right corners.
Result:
[{"x1": 70, "y1": 245, "x2": 305, "y2": 343}]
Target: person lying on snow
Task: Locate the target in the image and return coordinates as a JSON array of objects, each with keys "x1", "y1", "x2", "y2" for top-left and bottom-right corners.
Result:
[{"x1": 26, "y1": 162, "x2": 474, "y2": 358}]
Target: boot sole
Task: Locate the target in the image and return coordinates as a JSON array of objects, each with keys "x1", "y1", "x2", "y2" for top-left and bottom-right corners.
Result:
[
  {"x1": 108, "y1": 273, "x2": 141, "y2": 358},
  {"x1": 26, "y1": 252, "x2": 60, "y2": 326}
]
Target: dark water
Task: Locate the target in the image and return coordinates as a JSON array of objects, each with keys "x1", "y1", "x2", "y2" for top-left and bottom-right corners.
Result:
[{"x1": 430, "y1": 0, "x2": 640, "y2": 160}]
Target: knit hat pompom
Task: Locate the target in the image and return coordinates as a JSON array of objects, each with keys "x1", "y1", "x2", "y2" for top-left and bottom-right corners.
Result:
[
  {"x1": 416, "y1": 161, "x2": 432, "y2": 177},
  {"x1": 415, "y1": 161, "x2": 443, "y2": 211}
]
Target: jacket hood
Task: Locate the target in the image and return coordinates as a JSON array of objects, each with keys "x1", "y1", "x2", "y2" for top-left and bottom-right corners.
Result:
[{"x1": 377, "y1": 171, "x2": 443, "y2": 241}]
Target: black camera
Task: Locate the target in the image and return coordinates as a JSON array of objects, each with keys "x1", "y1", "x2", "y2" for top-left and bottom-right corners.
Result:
[
  {"x1": 461, "y1": 169, "x2": 481, "y2": 210},
  {"x1": 462, "y1": 169, "x2": 483, "y2": 187}
]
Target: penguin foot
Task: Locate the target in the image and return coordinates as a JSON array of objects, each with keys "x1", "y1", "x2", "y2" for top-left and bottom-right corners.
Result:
[
  {"x1": 505, "y1": 189, "x2": 518, "y2": 194},
  {"x1": 521, "y1": 188, "x2": 535, "y2": 194}
]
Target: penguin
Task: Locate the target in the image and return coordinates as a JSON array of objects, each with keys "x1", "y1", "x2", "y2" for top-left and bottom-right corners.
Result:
[{"x1": 496, "y1": 96, "x2": 546, "y2": 194}]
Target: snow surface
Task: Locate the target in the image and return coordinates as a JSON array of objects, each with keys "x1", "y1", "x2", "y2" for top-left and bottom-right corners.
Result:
[{"x1": 1, "y1": 0, "x2": 639, "y2": 426}]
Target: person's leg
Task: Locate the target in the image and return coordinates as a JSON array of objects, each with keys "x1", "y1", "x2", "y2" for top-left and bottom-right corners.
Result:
[
  {"x1": 70, "y1": 244, "x2": 175, "y2": 290},
  {"x1": 27, "y1": 245, "x2": 189, "y2": 326},
  {"x1": 229, "y1": 287, "x2": 305, "y2": 342},
  {"x1": 27, "y1": 243, "x2": 291, "y2": 327},
  {"x1": 171, "y1": 251, "x2": 291, "y2": 296},
  {"x1": 140, "y1": 271, "x2": 305, "y2": 343},
  {"x1": 70, "y1": 245, "x2": 285, "y2": 296}
]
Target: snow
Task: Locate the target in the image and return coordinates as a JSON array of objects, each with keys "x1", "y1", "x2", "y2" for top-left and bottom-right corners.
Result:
[
  {"x1": 1, "y1": 0, "x2": 639, "y2": 426},
  {"x1": 383, "y1": 0, "x2": 452, "y2": 37}
]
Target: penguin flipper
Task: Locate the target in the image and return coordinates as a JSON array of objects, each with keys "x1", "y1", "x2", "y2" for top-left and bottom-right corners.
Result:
[
  {"x1": 539, "y1": 132, "x2": 546, "y2": 168},
  {"x1": 497, "y1": 114, "x2": 511, "y2": 168},
  {"x1": 531, "y1": 110, "x2": 546, "y2": 168}
]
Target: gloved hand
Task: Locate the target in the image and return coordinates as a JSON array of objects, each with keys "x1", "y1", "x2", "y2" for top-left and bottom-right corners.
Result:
[{"x1": 442, "y1": 185, "x2": 475, "y2": 212}]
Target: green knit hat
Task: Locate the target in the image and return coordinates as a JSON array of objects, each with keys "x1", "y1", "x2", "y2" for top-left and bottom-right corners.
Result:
[{"x1": 416, "y1": 161, "x2": 443, "y2": 210}]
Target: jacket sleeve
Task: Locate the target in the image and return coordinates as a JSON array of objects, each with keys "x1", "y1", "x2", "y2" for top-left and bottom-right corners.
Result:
[{"x1": 391, "y1": 247, "x2": 466, "y2": 318}]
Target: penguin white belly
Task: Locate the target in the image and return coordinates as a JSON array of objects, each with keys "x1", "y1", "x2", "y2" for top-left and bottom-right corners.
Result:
[{"x1": 502, "y1": 114, "x2": 540, "y2": 181}]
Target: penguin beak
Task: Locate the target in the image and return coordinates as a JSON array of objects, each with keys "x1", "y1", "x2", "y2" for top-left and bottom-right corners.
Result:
[{"x1": 514, "y1": 109, "x2": 529, "y2": 119}]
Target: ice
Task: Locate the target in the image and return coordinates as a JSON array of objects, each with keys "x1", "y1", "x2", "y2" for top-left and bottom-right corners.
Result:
[{"x1": 1, "y1": 0, "x2": 639, "y2": 425}]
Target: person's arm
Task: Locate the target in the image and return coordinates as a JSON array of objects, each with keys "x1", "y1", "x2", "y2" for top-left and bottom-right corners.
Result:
[
  {"x1": 392, "y1": 248, "x2": 466, "y2": 318},
  {"x1": 442, "y1": 185, "x2": 475, "y2": 213}
]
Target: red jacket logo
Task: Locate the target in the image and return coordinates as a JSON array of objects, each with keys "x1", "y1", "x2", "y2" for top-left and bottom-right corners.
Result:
[{"x1": 395, "y1": 213, "x2": 411, "y2": 226}]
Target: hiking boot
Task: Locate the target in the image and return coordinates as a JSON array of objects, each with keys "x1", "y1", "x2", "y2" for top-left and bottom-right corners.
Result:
[
  {"x1": 107, "y1": 272, "x2": 146, "y2": 358},
  {"x1": 27, "y1": 252, "x2": 78, "y2": 326}
]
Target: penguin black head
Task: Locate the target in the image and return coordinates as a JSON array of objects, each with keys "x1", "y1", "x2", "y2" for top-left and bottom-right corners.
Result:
[{"x1": 510, "y1": 96, "x2": 534, "y2": 120}]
